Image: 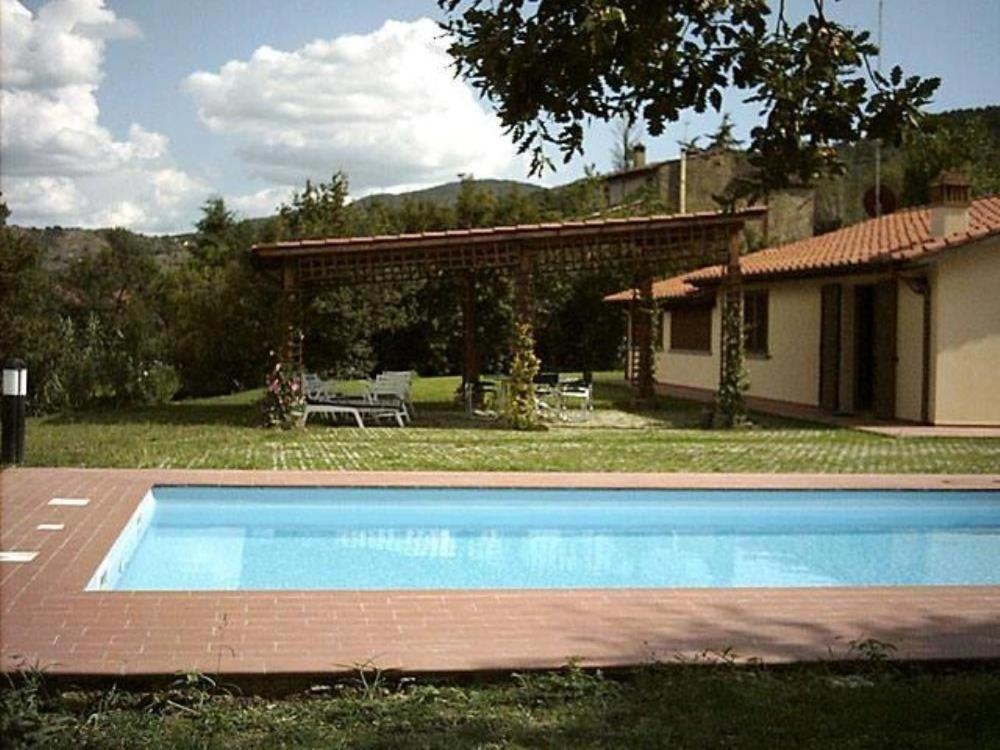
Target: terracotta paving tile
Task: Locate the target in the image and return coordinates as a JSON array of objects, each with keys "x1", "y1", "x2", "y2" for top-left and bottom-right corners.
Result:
[{"x1": 2, "y1": 467, "x2": 999, "y2": 676}]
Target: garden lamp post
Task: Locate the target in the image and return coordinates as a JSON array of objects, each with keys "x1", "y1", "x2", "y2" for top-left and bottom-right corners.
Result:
[{"x1": 2, "y1": 358, "x2": 27, "y2": 465}]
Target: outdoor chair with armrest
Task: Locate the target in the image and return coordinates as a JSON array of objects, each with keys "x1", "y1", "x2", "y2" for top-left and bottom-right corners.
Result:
[
  {"x1": 532, "y1": 372, "x2": 561, "y2": 413},
  {"x1": 302, "y1": 372, "x2": 344, "y2": 402},
  {"x1": 366, "y1": 371, "x2": 415, "y2": 417},
  {"x1": 557, "y1": 374, "x2": 594, "y2": 419}
]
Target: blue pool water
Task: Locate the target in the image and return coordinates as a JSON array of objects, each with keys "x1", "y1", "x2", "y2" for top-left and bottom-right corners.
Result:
[{"x1": 92, "y1": 486, "x2": 1000, "y2": 591}]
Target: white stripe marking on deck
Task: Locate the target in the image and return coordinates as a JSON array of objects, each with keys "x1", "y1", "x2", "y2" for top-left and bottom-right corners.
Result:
[
  {"x1": 0, "y1": 551, "x2": 39, "y2": 563},
  {"x1": 49, "y1": 498, "x2": 90, "y2": 507},
  {"x1": 36, "y1": 523, "x2": 65, "y2": 531}
]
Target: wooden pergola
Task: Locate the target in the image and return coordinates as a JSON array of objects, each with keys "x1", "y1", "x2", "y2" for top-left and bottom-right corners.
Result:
[{"x1": 250, "y1": 207, "x2": 765, "y2": 398}]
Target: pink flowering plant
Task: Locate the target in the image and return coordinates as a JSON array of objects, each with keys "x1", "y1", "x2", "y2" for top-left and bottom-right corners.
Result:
[{"x1": 261, "y1": 359, "x2": 304, "y2": 429}]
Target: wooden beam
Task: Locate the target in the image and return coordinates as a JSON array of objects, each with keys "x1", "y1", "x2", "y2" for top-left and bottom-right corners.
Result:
[
  {"x1": 280, "y1": 260, "x2": 302, "y2": 367},
  {"x1": 462, "y1": 270, "x2": 480, "y2": 386},
  {"x1": 636, "y1": 273, "x2": 655, "y2": 400},
  {"x1": 514, "y1": 246, "x2": 534, "y2": 325},
  {"x1": 921, "y1": 277, "x2": 932, "y2": 424}
]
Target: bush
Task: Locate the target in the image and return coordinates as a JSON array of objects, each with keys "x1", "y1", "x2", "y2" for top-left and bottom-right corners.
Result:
[{"x1": 140, "y1": 362, "x2": 181, "y2": 404}]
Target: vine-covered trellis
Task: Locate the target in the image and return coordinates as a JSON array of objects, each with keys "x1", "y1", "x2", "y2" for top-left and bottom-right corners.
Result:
[{"x1": 251, "y1": 208, "x2": 765, "y2": 417}]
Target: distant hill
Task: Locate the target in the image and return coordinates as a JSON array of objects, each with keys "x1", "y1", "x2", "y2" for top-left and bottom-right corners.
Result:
[
  {"x1": 12, "y1": 178, "x2": 547, "y2": 268},
  {"x1": 354, "y1": 178, "x2": 546, "y2": 209},
  {"x1": 11, "y1": 225, "x2": 190, "y2": 271}
]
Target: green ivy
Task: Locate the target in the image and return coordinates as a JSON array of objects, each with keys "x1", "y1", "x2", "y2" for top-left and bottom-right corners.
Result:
[{"x1": 715, "y1": 287, "x2": 749, "y2": 428}]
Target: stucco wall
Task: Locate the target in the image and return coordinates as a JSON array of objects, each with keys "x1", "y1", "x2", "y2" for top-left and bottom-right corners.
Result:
[
  {"x1": 655, "y1": 305, "x2": 720, "y2": 390},
  {"x1": 743, "y1": 281, "x2": 821, "y2": 406},
  {"x1": 656, "y1": 280, "x2": 823, "y2": 407},
  {"x1": 930, "y1": 237, "x2": 1000, "y2": 425},
  {"x1": 895, "y1": 279, "x2": 925, "y2": 422}
]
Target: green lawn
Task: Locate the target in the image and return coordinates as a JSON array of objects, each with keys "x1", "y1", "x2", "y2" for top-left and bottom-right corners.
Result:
[
  {"x1": 4, "y1": 662, "x2": 999, "y2": 749},
  {"x1": 24, "y1": 374, "x2": 1000, "y2": 473}
]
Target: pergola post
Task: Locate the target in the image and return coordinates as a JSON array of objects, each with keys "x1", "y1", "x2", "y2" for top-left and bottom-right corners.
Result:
[
  {"x1": 280, "y1": 260, "x2": 303, "y2": 368},
  {"x1": 461, "y1": 269, "x2": 480, "y2": 387},
  {"x1": 514, "y1": 247, "x2": 534, "y2": 326},
  {"x1": 635, "y1": 273, "x2": 656, "y2": 401}
]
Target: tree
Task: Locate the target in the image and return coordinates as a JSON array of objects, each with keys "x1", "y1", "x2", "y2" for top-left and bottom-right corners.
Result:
[
  {"x1": 193, "y1": 197, "x2": 238, "y2": 265},
  {"x1": 706, "y1": 113, "x2": 743, "y2": 153},
  {"x1": 277, "y1": 173, "x2": 350, "y2": 239},
  {"x1": 0, "y1": 204, "x2": 63, "y2": 407},
  {"x1": 455, "y1": 175, "x2": 498, "y2": 228},
  {"x1": 163, "y1": 202, "x2": 277, "y2": 396},
  {"x1": 610, "y1": 115, "x2": 641, "y2": 172},
  {"x1": 901, "y1": 111, "x2": 1000, "y2": 206},
  {"x1": 440, "y1": 1, "x2": 939, "y2": 197}
]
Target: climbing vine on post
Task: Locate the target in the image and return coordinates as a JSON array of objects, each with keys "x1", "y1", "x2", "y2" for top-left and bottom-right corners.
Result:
[
  {"x1": 715, "y1": 235, "x2": 748, "y2": 428},
  {"x1": 503, "y1": 248, "x2": 543, "y2": 430},
  {"x1": 715, "y1": 287, "x2": 748, "y2": 427},
  {"x1": 503, "y1": 321, "x2": 542, "y2": 430}
]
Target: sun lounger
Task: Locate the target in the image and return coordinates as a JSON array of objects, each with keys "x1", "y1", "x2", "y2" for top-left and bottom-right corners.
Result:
[
  {"x1": 302, "y1": 399, "x2": 407, "y2": 428},
  {"x1": 301, "y1": 372, "x2": 408, "y2": 427}
]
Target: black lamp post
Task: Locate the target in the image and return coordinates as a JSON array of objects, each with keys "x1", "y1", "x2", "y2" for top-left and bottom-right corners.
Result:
[{"x1": 2, "y1": 358, "x2": 27, "y2": 465}]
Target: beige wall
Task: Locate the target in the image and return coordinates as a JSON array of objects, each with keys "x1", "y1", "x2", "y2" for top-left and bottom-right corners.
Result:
[
  {"x1": 744, "y1": 281, "x2": 821, "y2": 406},
  {"x1": 655, "y1": 304, "x2": 720, "y2": 390},
  {"x1": 929, "y1": 236, "x2": 1000, "y2": 425},
  {"x1": 895, "y1": 278, "x2": 925, "y2": 422},
  {"x1": 656, "y1": 279, "x2": 823, "y2": 407}
]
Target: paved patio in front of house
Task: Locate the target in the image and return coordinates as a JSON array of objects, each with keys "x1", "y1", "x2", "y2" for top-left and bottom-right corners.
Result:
[{"x1": 2, "y1": 468, "x2": 999, "y2": 678}]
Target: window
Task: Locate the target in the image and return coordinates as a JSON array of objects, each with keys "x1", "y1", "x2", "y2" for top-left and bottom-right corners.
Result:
[
  {"x1": 669, "y1": 304, "x2": 713, "y2": 352},
  {"x1": 743, "y1": 290, "x2": 769, "y2": 355}
]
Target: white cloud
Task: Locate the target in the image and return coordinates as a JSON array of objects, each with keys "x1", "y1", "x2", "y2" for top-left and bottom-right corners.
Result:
[
  {"x1": 185, "y1": 18, "x2": 528, "y2": 195},
  {"x1": 0, "y1": 0, "x2": 205, "y2": 233},
  {"x1": 225, "y1": 185, "x2": 296, "y2": 217},
  {"x1": 1, "y1": 0, "x2": 139, "y2": 90}
]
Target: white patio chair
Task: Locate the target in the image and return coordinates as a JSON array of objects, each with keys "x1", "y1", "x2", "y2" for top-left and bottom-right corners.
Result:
[
  {"x1": 558, "y1": 375, "x2": 594, "y2": 420},
  {"x1": 302, "y1": 372, "x2": 343, "y2": 402},
  {"x1": 366, "y1": 371, "x2": 415, "y2": 417}
]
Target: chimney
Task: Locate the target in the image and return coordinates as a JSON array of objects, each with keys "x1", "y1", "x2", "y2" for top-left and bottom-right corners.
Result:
[
  {"x1": 929, "y1": 170, "x2": 971, "y2": 237},
  {"x1": 632, "y1": 143, "x2": 646, "y2": 168}
]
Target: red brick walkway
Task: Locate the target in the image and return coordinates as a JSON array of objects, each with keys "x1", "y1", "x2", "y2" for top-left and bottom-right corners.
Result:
[{"x1": 2, "y1": 468, "x2": 999, "y2": 677}]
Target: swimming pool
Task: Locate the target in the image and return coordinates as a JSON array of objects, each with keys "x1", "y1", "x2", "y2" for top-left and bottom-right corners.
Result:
[{"x1": 88, "y1": 485, "x2": 1000, "y2": 591}]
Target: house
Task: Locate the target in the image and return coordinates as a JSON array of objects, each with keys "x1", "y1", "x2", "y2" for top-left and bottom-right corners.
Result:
[
  {"x1": 606, "y1": 173, "x2": 1000, "y2": 426},
  {"x1": 604, "y1": 144, "x2": 815, "y2": 246}
]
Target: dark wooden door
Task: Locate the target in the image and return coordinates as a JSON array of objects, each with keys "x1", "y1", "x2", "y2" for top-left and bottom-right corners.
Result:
[
  {"x1": 819, "y1": 284, "x2": 842, "y2": 412},
  {"x1": 873, "y1": 279, "x2": 898, "y2": 420}
]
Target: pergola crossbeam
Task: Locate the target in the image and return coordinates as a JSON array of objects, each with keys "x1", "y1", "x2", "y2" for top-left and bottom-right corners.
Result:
[{"x1": 251, "y1": 208, "x2": 764, "y2": 392}]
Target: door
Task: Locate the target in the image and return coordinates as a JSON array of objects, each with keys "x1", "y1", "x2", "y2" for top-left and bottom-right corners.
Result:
[
  {"x1": 854, "y1": 286, "x2": 875, "y2": 411},
  {"x1": 819, "y1": 284, "x2": 842, "y2": 412},
  {"x1": 872, "y1": 279, "x2": 898, "y2": 420}
]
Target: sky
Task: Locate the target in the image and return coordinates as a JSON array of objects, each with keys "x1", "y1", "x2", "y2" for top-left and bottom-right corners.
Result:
[{"x1": 2, "y1": 0, "x2": 998, "y2": 235}]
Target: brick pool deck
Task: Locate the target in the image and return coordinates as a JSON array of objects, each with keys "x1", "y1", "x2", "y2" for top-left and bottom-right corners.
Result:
[{"x1": 2, "y1": 468, "x2": 999, "y2": 678}]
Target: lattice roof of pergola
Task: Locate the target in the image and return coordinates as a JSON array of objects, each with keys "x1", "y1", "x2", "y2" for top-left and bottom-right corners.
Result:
[{"x1": 251, "y1": 207, "x2": 767, "y2": 286}]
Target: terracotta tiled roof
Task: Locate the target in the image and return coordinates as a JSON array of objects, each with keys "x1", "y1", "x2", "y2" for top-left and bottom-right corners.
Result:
[
  {"x1": 605, "y1": 195, "x2": 1000, "y2": 303},
  {"x1": 604, "y1": 273, "x2": 715, "y2": 302}
]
